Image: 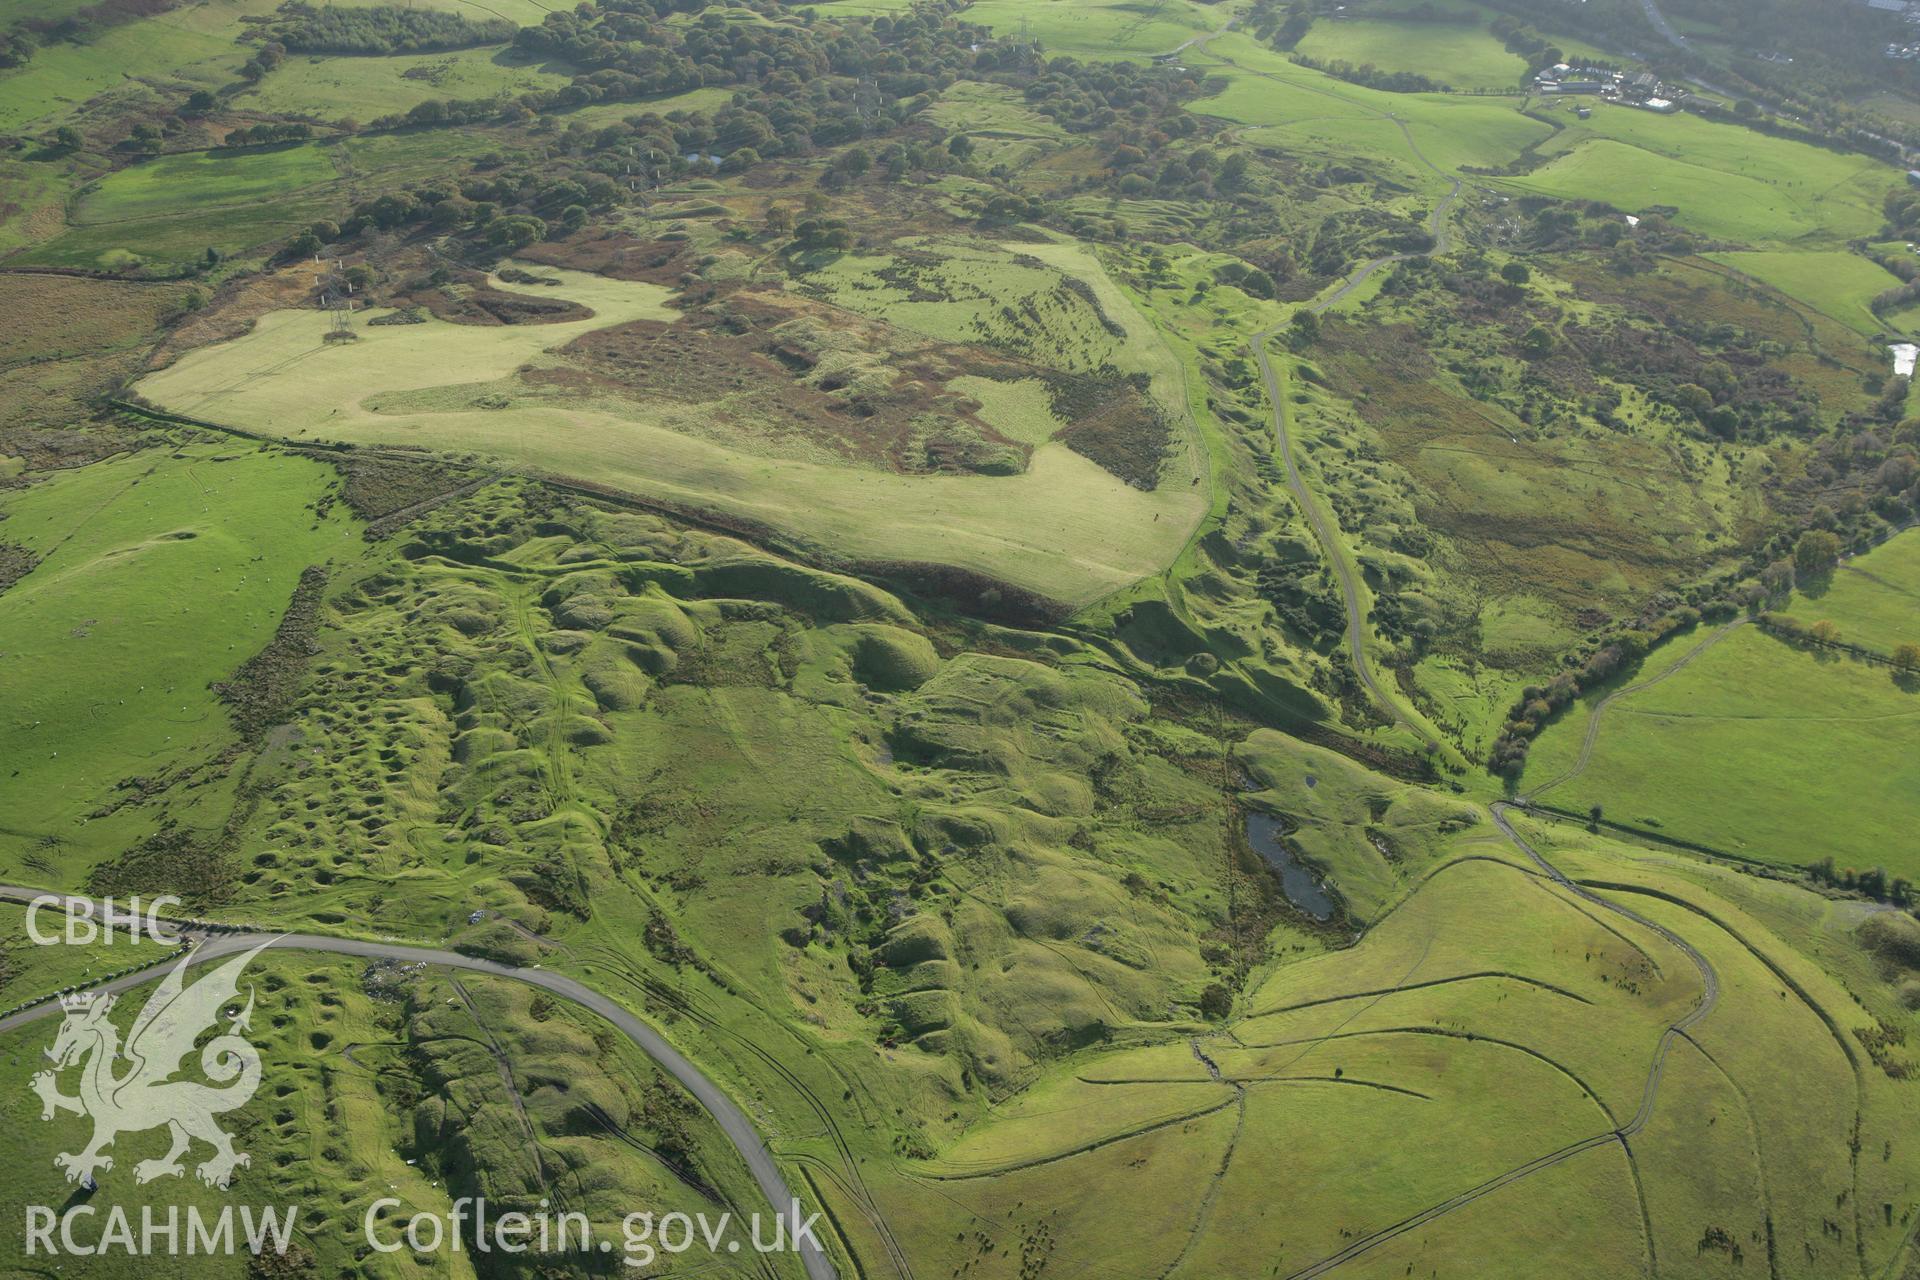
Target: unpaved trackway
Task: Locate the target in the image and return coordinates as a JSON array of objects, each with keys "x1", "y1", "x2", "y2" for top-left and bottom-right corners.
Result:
[
  {"x1": 1526, "y1": 617, "x2": 1752, "y2": 801},
  {"x1": 1279, "y1": 807, "x2": 1720, "y2": 1277},
  {"x1": 1216, "y1": 44, "x2": 1723, "y2": 1274},
  {"x1": 0, "y1": 885, "x2": 835, "y2": 1280},
  {"x1": 1249, "y1": 137, "x2": 1462, "y2": 757},
  {"x1": 1640, "y1": 0, "x2": 1690, "y2": 52}
]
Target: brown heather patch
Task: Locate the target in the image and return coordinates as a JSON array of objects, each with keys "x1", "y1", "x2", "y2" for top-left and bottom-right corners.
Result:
[
  {"x1": 0, "y1": 273, "x2": 177, "y2": 368},
  {"x1": 515, "y1": 231, "x2": 694, "y2": 285},
  {"x1": 406, "y1": 279, "x2": 592, "y2": 326},
  {"x1": 0, "y1": 418, "x2": 143, "y2": 480},
  {"x1": 0, "y1": 541, "x2": 39, "y2": 593},
  {"x1": 1318, "y1": 320, "x2": 1715, "y2": 612},
  {"x1": 212, "y1": 564, "x2": 328, "y2": 741},
  {"x1": 1045, "y1": 368, "x2": 1173, "y2": 490},
  {"x1": 0, "y1": 275, "x2": 180, "y2": 441},
  {"x1": 87, "y1": 825, "x2": 236, "y2": 909},
  {"x1": 314, "y1": 452, "x2": 490, "y2": 537},
  {"x1": 1564, "y1": 255, "x2": 1872, "y2": 375},
  {"x1": 529, "y1": 286, "x2": 1041, "y2": 477},
  {"x1": 150, "y1": 261, "x2": 327, "y2": 368}
]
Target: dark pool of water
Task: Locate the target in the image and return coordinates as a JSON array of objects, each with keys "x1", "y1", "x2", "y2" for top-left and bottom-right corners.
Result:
[{"x1": 1245, "y1": 811, "x2": 1336, "y2": 921}]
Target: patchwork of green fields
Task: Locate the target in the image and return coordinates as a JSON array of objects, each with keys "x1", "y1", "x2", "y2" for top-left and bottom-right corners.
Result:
[{"x1": 3, "y1": 3, "x2": 1917, "y2": 1277}]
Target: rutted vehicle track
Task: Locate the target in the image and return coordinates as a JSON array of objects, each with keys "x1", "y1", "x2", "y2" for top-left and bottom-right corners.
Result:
[
  {"x1": 1525, "y1": 616, "x2": 1752, "y2": 802},
  {"x1": 1249, "y1": 168, "x2": 1462, "y2": 758},
  {"x1": 1277, "y1": 807, "x2": 1721, "y2": 1278}
]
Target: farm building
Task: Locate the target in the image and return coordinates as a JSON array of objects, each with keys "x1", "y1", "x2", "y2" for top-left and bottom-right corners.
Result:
[{"x1": 1643, "y1": 97, "x2": 1679, "y2": 113}]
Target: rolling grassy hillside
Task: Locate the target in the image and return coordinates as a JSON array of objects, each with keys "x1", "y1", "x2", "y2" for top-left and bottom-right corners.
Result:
[
  {"x1": 2, "y1": 1, "x2": 1918, "y2": 1277},
  {"x1": 133, "y1": 250, "x2": 1209, "y2": 608},
  {"x1": 0, "y1": 444, "x2": 356, "y2": 874}
]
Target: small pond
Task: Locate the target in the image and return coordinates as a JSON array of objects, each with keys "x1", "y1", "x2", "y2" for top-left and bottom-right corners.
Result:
[{"x1": 1245, "y1": 811, "x2": 1336, "y2": 921}]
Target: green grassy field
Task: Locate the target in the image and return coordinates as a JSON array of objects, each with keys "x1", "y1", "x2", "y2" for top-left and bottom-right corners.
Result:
[
  {"x1": 14, "y1": 130, "x2": 511, "y2": 268},
  {"x1": 1539, "y1": 815, "x2": 1920, "y2": 1276},
  {"x1": 1783, "y1": 527, "x2": 1920, "y2": 656},
  {"x1": 550, "y1": 84, "x2": 736, "y2": 128},
  {"x1": 0, "y1": 443, "x2": 356, "y2": 875},
  {"x1": 1523, "y1": 624, "x2": 1920, "y2": 876},
  {"x1": 75, "y1": 146, "x2": 340, "y2": 224},
  {"x1": 1501, "y1": 105, "x2": 1897, "y2": 243},
  {"x1": 0, "y1": 0, "x2": 278, "y2": 130},
  {"x1": 924, "y1": 81, "x2": 1072, "y2": 170},
  {"x1": 0, "y1": 902, "x2": 179, "y2": 1009},
  {"x1": 914, "y1": 0, "x2": 1220, "y2": 60},
  {"x1": 0, "y1": 156, "x2": 81, "y2": 255},
  {"x1": 1294, "y1": 14, "x2": 1530, "y2": 90},
  {"x1": 1189, "y1": 32, "x2": 1553, "y2": 188},
  {"x1": 867, "y1": 803, "x2": 1920, "y2": 1278},
  {"x1": 1704, "y1": 249, "x2": 1907, "y2": 335},
  {"x1": 134, "y1": 249, "x2": 1209, "y2": 607},
  {"x1": 12, "y1": 196, "x2": 338, "y2": 269},
  {"x1": 360, "y1": 0, "x2": 557, "y2": 22},
  {"x1": 244, "y1": 46, "x2": 569, "y2": 119}
]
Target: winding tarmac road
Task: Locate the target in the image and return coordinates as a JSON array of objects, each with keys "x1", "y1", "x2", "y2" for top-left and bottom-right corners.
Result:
[{"x1": 0, "y1": 886, "x2": 836, "y2": 1280}]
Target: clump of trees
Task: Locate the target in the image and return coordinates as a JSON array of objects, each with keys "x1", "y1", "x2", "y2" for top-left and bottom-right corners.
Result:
[
  {"x1": 1289, "y1": 55, "x2": 1447, "y2": 96},
  {"x1": 1810, "y1": 858, "x2": 1912, "y2": 908},
  {"x1": 0, "y1": 29, "x2": 35, "y2": 68},
  {"x1": 220, "y1": 121, "x2": 312, "y2": 148},
  {"x1": 1794, "y1": 528, "x2": 1842, "y2": 579},
  {"x1": 264, "y1": 3, "x2": 514, "y2": 55},
  {"x1": 1488, "y1": 604, "x2": 1709, "y2": 778},
  {"x1": 1247, "y1": 0, "x2": 1312, "y2": 50},
  {"x1": 1489, "y1": 15, "x2": 1563, "y2": 73}
]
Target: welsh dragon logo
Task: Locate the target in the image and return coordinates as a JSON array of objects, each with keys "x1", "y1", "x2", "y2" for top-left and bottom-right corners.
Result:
[{"x1": 31, "y1": 941, "x2": 272, "y2": 1190}]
